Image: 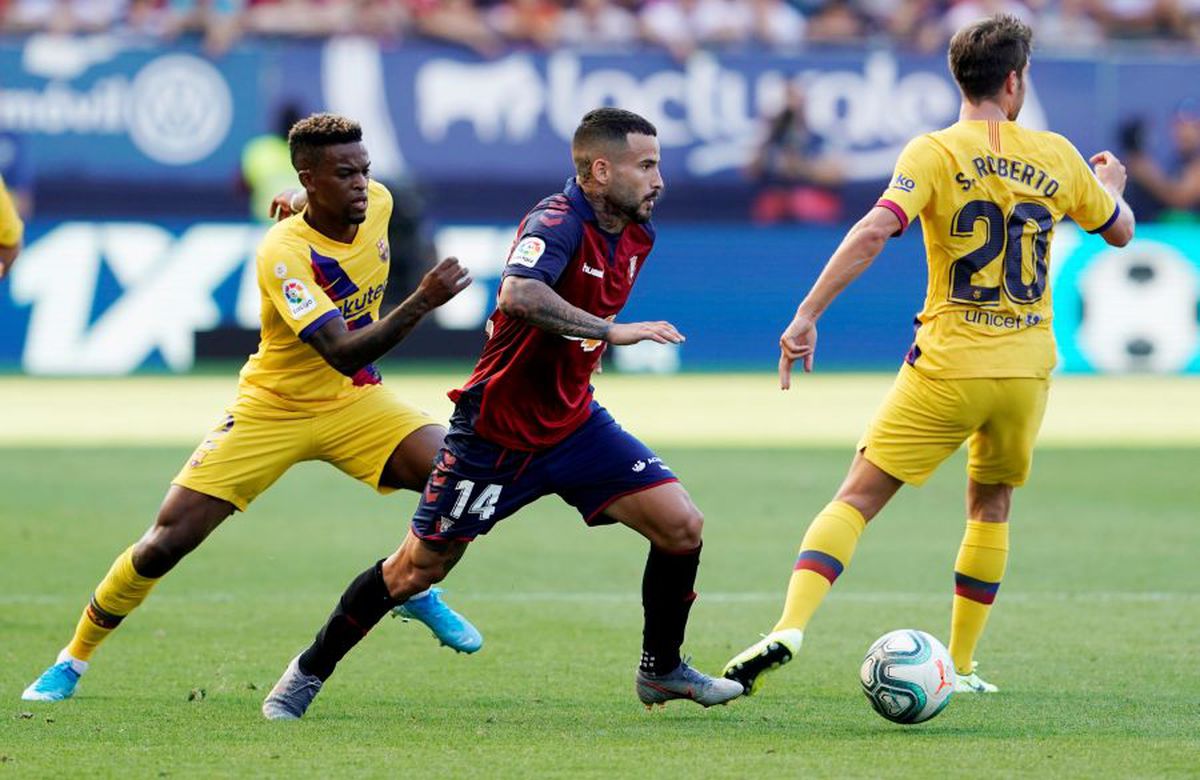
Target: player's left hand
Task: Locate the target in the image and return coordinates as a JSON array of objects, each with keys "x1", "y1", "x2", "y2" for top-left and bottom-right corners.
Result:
[
  {"x1": 269, "y1": 189, "x2": 307, "y2": 220},
  {"x1": 779, "y1": 314, "x2": 817, "y2": 389}
]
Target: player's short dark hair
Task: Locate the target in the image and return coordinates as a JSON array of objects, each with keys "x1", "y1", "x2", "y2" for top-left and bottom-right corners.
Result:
[
  {"x1": 572, "y1": 108, "x2": 657, "y2": 181},
  {"x1": 288, "y1": 113, "x2": 363, "y2": 170},
  {"x1": 948, "y1": 14, "x2": 1033, "y2": 103}
]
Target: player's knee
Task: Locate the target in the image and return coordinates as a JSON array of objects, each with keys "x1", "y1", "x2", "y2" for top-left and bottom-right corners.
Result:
[
  {"x1": 660, "y1": 508, "x2": 703, "y2": 552},
  {"x1": 134, "y1": 511, "x2": 208, "y2": 577},
  {"x1": 132, "y1": 531, "x2": 186, "y2": 578}
]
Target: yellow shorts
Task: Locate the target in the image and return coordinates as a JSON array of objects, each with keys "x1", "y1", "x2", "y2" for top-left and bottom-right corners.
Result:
[
  {"x1": 858, "y1": 364, "x2": 1049, "y2": 487},
  {"x1": 172, "y1": 384, "x2": 437, "y2": 511}
]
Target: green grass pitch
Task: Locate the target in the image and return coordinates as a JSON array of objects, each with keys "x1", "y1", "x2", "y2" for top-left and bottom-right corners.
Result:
[{"x1": 1, "y1": 375, "x2": 1198, "y2": 777}]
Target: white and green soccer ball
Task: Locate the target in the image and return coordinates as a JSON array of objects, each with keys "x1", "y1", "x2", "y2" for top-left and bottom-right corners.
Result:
[{"x1": 860, "y1": 629, "x2": 955, "y2": 724}]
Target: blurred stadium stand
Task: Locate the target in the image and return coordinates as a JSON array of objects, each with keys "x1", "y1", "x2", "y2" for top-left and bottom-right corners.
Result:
[{"x1": 0, "y1": 4, "x2": 1197, "y2": 373}]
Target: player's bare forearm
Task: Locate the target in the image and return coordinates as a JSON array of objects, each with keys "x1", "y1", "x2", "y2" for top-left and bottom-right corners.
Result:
[
  {"x1": 498, "y1": 276, "x2": 612, "y2": 340},
  {"x1": 795, "y1": 207, "x2": 896, "y2": 321},
  {"x1": 309, "y1": 292, "x2": 433, "y2": 375},
  {"x1": 309, "y1": 256, "x2": 470, "y2": 375}
]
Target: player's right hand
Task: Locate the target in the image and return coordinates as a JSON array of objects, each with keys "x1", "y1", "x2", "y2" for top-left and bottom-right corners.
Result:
[
  {"x1": 1090, "y1": 150, "x2": 1127, "y2": 194},
  {"x1": 607, "y1": 321, "x2": 685, "y2": 346},
  {"x1": 417, "y1": 257, "x2": 472, "y2": 308},
  {"x1": 269, "y1": 189, "x2": 307, "y2": 221},
  {"x1": 779, "y1": 314, "x2": 817, "y2": 389}
]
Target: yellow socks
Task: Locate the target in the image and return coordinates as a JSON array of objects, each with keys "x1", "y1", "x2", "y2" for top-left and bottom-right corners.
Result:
[
  {"x1": 773, "y1": 500, "x2": 867, "y2": 632},
  {"x1": 949, "y1": 520, "x2": 1009, "y2": 674},
  {"x1": 65, "y1": 546, "x2": 160, "y2": 662}
]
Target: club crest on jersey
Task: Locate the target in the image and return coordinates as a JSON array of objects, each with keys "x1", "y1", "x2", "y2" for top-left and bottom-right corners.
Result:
[
  {"x1": 282, "y1": 278, "x2": 317, "y2": 319},
  {"x1": 377, "y1": 238, "x2": 390, "y2": 263},
  {"x1": 629, "y1": 255, "x2": 639, "y2": 280},
  {"x1": 508, "y1": 236, "x2": 545, "y2": 268}
]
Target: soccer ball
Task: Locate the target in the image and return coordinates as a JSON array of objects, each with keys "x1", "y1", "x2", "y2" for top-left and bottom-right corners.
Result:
[{"x1": 859, "y1": 629, "x2": 955, "y2": 724}]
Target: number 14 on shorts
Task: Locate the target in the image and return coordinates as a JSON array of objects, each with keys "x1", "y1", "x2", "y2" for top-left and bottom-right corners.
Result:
[{"x1": 450, "y1": 481, "x2": 503, "y2": 522}]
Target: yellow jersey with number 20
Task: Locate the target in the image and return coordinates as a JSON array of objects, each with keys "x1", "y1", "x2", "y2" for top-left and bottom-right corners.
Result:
[{"x1": 877, "y1": 120, "x2": 1119, "y2": 379}]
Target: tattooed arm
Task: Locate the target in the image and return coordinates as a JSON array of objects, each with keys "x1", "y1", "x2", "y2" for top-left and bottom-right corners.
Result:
[{"x1": 498, "y1": 276, "x2": 683, "y2": 346}]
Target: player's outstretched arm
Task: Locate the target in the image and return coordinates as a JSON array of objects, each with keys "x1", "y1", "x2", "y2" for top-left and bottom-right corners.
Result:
[
  {"x1": 308, "y1": 256, "x2": 471, "y2": 376},
  {"x1": 498, "y1": 276, "x2": 684, "y2": 346},
  {"x1": 1089, "y1": 151, "x2": 1136, "y2": 247},
  {"x1": 778, "y1": 205, "x2": 899, "y2": 389}
]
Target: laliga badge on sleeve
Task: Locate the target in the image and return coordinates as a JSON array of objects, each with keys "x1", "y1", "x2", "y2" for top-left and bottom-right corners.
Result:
[
  {"x1": 282, "y1": 278, "x2": 318, "y2": 319},
  {"x1": 508, "y1": 236, "x2": 546, "y2": 268}
]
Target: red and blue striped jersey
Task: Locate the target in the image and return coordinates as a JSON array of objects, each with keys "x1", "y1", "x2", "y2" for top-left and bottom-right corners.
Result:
[{"x1": 450, "y1": 178, "x2": 655, "y2": 450}]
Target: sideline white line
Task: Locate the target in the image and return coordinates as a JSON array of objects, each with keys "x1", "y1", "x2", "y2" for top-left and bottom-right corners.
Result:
[{"x1": 1, "y1": 591, "x2": 1195, "y2": 605}]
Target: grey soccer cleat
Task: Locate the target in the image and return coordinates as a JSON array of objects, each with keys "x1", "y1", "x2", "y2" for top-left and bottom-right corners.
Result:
[
  {"x1": 636, "y1": 659, "x2": 745, "y2": 708},
  {"x1": 262, "y1": 655, "x2": 323, "y2": 720}
]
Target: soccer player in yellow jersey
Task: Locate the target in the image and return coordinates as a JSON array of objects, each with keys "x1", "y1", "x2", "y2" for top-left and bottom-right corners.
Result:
[
  {"x1": 0, "y1": 173, "x2": 23, "y2": 279},
  {"x1": 724, "y1": 15, "x2": 1136, "y2": 696},
  {"x1": 22, "y1": 114, "x2": 483, "y2": 703}
]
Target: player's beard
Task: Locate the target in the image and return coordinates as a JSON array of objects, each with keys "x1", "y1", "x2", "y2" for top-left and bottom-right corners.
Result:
[{"x1": 616, "y1": 190, "x2": 658, "y2": 224}]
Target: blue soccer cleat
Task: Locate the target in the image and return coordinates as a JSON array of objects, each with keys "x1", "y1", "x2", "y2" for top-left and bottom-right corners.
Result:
[
  {"x1": 392, "y1": 587, "x2": 483, "y2": 654},
  {"x1": 22, "y1": 653, "x2": 87, "y2": 702}
]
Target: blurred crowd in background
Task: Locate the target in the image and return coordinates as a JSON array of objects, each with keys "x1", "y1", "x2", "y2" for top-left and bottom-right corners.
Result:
[
  {"x1": 2, "y1": 0, "x2": 1200, "y2": 58},
  {"x1": 0, "y1": 0, "x2": 1198, "y2": 226}
]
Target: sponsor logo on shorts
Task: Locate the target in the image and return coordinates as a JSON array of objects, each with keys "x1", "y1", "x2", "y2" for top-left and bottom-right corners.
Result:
[
  {"x1": 188, "y1": 414, "x2": 234, "y2": 468},
  {"x1": 632, "y1": 460, "x2": 646, "y2": 472},
  {"x1": 282, "y1": 278, "x2": 317, "y2": 319},
  {"x1": 508, "y1": 236, "x2": 545, "y2": 268},
  {"x1": 436, "y1": 515, "x2": 456, "y2": 534}
]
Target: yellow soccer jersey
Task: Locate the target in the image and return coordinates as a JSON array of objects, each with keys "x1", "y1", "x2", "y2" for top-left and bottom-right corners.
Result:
[
  {"x1": 238, "y1": 179, "x2": 393, "y2": 408},
  {"x1": 0, "y1": 174, "x2": 24, "y2": 247},
  {"x1": 877, "y1": 120, "x2": 1119, "y2": 379}
]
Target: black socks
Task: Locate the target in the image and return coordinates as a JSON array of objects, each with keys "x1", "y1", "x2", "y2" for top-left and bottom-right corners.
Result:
[
  {"x1": 299, "y1": 559, "x2": 397, "y2": 681},
  {"x1": 639, "y1": 544, "x2": 701, "y2": 676}
]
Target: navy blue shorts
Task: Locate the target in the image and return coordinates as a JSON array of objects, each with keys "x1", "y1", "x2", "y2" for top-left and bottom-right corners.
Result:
[{"x1": 412, "y1": 402, "x2": 678, "y2": 541}]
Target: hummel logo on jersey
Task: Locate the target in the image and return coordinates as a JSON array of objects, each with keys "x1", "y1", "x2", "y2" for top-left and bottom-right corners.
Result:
[
  {"x1": 583, "y1": 263, "x2": 604, "y2": 279},
  {"x1": 632, "y1": 460, "x2": 646, "y2": 472}
]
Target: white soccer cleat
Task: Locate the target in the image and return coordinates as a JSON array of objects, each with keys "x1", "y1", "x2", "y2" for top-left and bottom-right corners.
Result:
[{"x1": 954, "y1": 665, "x2": 999, "y2": 693}]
